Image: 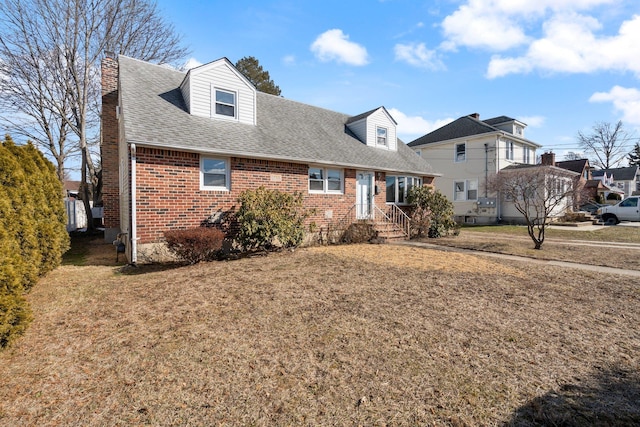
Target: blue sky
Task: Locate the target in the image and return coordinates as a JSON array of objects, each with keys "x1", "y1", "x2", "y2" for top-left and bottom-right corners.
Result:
[{"x1": 157, "y1": 0, "x2": 640, "y2": 162}]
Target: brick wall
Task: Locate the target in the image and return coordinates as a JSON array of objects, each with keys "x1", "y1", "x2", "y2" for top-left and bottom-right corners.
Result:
[
  {"x1": 133, "y1": 148, "x2": 380, "y2": 244},
  {"x1": 101, "y1": 55, "x2": 120, "y2": 233}
]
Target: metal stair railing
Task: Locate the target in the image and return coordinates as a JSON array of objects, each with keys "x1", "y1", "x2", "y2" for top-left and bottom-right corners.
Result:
[{"x1": 374, "y1": 204, "x2": 411, "y2": 238}]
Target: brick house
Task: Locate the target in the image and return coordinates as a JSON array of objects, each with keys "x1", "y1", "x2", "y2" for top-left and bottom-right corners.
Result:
[{"x1": 101, "y1": 55, "x2": 438, "y2": 262}]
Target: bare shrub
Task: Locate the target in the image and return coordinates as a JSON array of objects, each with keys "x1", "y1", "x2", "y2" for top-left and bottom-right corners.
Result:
[
  {"x1": 341, "y1": 222, "x2": 377, "y2": 243},
  {"x1": 163, "y1": 227, "x2": 225, "y2": 264}
]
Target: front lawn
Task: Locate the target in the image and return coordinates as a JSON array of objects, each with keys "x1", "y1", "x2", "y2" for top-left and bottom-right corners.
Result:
[
  {"x1": 0, "y1": 240, "x2": 638, "y2": 426},
  {"x1": 432, "y1": 226, "x2": 640, "y2": 271},
  {"x1": 461, "y1": 224, "x2": 640, "y2": 243}
]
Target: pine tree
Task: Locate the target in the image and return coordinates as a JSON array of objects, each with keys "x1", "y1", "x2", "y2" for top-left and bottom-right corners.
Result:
[
  {"x1": 628, "y1": 142, "x2": 640, "y2": 167},
  {"x1": 235, "y1": 56, "x2": 282, "y2": 96}
]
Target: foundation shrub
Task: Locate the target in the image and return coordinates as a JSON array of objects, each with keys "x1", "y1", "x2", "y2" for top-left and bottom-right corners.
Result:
[
  {"x1": 236, "y1": 187, "x2": 310, "y2": 251},
  {"x1": 341, "y1": 222, "x2": 377, "y2": 243},
  {"x1": 407, "y1": 186, "x2": 459, "y2": 238},
  {"x1": 164, "y1": 227, "x2": 225, "y2": 264}
]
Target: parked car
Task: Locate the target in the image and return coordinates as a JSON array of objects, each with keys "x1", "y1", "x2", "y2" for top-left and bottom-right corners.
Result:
[
  {"x1": 579, "y1": 202, "x2": 606, "y2": 215},
  {"x1": 596, "y1": 196, "x2": 640, "y2": 224}
]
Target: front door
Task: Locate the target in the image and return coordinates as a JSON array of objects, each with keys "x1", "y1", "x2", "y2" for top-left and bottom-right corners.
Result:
[{"x1": 356, "y1": 172, "x2": 373, "y2": 219}]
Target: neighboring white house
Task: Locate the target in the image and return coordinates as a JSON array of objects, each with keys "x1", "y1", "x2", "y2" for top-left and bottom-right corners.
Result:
[
  {"x1": 592, "y1": 166, "x2": 640, "y2": 198},
  {"x1": 408, "y1": 113, "x2": 541, "y2": 224}
]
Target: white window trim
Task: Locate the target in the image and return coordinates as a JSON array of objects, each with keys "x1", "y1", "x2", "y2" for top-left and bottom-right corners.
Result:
[
  {"x1": 454, "y1": 142, "x2": 466, "y2": 162},
  {"x1": 386, "y1": 175, "x2": 422, "y2": 205},
  {"x1": 200, "y1": 156, "x2": 230, "y2": 191},
  {"x1": 523, "y1": 147, "x2": 531, "y2": 164},
  {"x1": 376, "y1": 126, "x2": 388, "y2": 147},
  {"x1": 211, "y1": 86, "x2": 238, "y2": 121},
  {"x1": 308, "y1": 166, "x2": 344, "y2": 194},
  {"x1": 506, "y1": 140, "x2": 515, "y2": 161},
  {"x1": 453, "y1": 179, "x2": 478, "y2": 201}
]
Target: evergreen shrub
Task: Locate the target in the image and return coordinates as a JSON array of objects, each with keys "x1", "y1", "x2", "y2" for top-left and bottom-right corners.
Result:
[
  {"x1": 407, "y1": 186, "x2": 459, "y2": 238},
  {"x1": 0, "y1": 135, "x2": 68, "y2": 349},
  {"x1": 236, "y1": 187, "x2": 311, "y2": 251}
]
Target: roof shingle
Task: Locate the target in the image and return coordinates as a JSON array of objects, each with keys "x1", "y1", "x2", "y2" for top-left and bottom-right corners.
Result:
[{"x1": 119, "y1": 56, "x2": 436, "y2": 176}]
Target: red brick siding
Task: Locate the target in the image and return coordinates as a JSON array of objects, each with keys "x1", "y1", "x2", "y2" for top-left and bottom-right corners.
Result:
[
  {"x1": 101, "y1": 56, "x2": 120, "y2": 230},
  {"x1": 133, "y1": 148, "x2": 381, "y2": 244}
]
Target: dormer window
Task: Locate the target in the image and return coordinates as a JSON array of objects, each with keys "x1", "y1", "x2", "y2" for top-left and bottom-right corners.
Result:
[
  {"x1": 377, "y1": 126, "x2": 388, "y2": 146},
  {"x1": 214, "y1": 88, "x2": 236, "y2": 118}
]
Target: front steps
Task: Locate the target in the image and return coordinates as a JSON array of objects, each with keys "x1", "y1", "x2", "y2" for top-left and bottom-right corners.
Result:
[{"x1": 372, "y1": 221, "x2": 408, "y2": 241}]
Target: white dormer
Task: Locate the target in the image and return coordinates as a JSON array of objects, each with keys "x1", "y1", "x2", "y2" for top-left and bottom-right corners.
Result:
[
  {"x1": 490, "y1": 118, "x2": 527, "y2": 138},
  {"x1": 180, "y1": 58, "x2": 257, "y2": 125},
  {"x1": 346, "y1": 107, "x2": 397, "y2": 151}
]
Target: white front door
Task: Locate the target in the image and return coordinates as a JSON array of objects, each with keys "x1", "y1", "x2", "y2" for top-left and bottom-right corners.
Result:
[{"x1": 356, "y1": 172, "x2": 373, "y2": 219}]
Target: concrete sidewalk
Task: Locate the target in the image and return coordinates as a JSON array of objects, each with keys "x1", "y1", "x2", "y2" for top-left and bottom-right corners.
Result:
[{"x1": 394, "y1": 240, "x2": 640, "y2": 278}]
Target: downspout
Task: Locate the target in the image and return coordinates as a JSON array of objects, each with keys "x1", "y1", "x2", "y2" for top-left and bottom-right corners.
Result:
[
  {"x1": 484, "y1": 143, "x2": 488, "y2": 198},
  {"x1": 496, "y1": 136, "x2": 502, "y2": 222},
  {"x1": 130, "y1": 143, "x2": 138, "y2": 265}
]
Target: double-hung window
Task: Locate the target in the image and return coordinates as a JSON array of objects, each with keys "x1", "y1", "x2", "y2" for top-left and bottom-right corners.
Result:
[
  {"x1": 309, "y1": 167, "x2": 343, "y2": 193},
  {"x1": 201, "y1": 157, "x2": 229, "y2": 191},
  {"x1": 386, "y1": 175, "x2": 422, "y2": 204},
  {"x1": 453, "y1": 180, "x2": 478, "y2": 201},
  {"x1": 506, "y1": 140, "x2": 514, "y2": 160},
  {"x1": 376, "y1": 126, "x2": 388, "y2": 146},
  {"x1": 523, "y1": 147, "x2": 531, "y2": 164},
  {"x1": 214, "y1": 88, "x2": 236, "y2": 118},
  {"x1": 455, "y1": 143, "x2": 466, "y2": 162}
]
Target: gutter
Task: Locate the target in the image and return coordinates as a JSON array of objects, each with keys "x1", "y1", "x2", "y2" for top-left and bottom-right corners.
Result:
[
  {"x1": 130, "y1": 143, "x2": 138, "y2": 265},
  {"x1": 126, "y1": 139, "x2": 442, "y2": 177}
]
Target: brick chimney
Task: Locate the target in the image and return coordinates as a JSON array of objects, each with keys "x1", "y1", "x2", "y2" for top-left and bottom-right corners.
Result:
[
  {"x1": 541, "y1": 151, "x2": 555, "y2": 166},
  {"x1": 101, "y1": 53, "x2": 120, "y2": 242}
]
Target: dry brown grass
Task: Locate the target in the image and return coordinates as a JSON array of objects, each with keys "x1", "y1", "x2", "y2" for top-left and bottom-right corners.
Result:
[
  {"x1": 1, "y1": 238, "x2": 639, "y2": 426},
  {"x1": 431, "y1": 228, "x2": 640, "y2": 271}
]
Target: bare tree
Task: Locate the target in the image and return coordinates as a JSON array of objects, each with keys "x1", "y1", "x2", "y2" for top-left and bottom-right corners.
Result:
[
  {"x1": 563, "y1": 151, "x2": 585, "y2": 161},
  {"x1": 0, "y1": 0, "x2": 188, "y2": 229},
  {"x1": 577, "y1": 121, "x2": 637, "y2": 169},
  {"x1": 487, "y1": 166, "x2": 576, "y2": 249}
]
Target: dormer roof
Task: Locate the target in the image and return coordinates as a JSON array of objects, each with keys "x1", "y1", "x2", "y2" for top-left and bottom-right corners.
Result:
[
  {"x1": 346, "y1": 106, "x2": 397, "y2": 125},
  {"x1": 117, "y1": 55, "x2": 435, "y2": 176},
  {"x1": 408, "y1": 113, "x2": 541, "y2": 148}
]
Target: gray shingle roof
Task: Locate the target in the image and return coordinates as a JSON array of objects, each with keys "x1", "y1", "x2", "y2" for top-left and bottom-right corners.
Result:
[
  {"x1": 118, "y1": 56, "x2": 436, "y2": 176},
  {"x1": 408, "y1": 114, "x2": 540, "y2": 148},
  {"x1": 555, "y1": 159, "x2": 589, "y2": 174},
  {"x1": 407, "y1": 115, "x2": 497, "y2": 147},
  {"x1": 592, "y1": 166, "x2": 639, "y2": 181},
  {"x1": 483, "y1": 116, "x2": 518, "y2": 126}
]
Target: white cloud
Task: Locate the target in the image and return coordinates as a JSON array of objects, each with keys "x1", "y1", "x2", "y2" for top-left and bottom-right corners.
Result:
[
  {"x1": 517, "y1": 115, "x2": 546, "y2": 127},
  {"x1": 282, "y1": 55, "x2": 296, "y2": 65},
  {"x1": 441, "y1": 0, "x2": 616, "y2": 52},
  {"x1": 394, "y1": 43, "x2": 445, "y2": 71},
  {"x1": 590, "y1": 85, "x2": 640, "y2": 125},
  {"x1": 310, "y1": 29, "x2": 369, "y2": 66},
  {"x1": 441, "y1": 4, "x2": 529, "y2": 51},
  {"x1": 182, "y1": 57, "x2": 203, "y2": 70},
  {"x1": 485, "y1": 12, "x2": 640, "y2": 78},
  {"x1": 388, "y1": 108, "x2": 455, "y2": 141}
]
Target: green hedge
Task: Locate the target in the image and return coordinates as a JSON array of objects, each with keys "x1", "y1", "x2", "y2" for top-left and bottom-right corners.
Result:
[{"x1": 0, "y1": 135, "x2": 69, "y2": 349}]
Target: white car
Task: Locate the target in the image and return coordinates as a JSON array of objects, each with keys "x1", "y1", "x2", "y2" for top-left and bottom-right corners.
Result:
[{"x1": 597, "y1": 196, "x2": 640, "y2": 224}]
